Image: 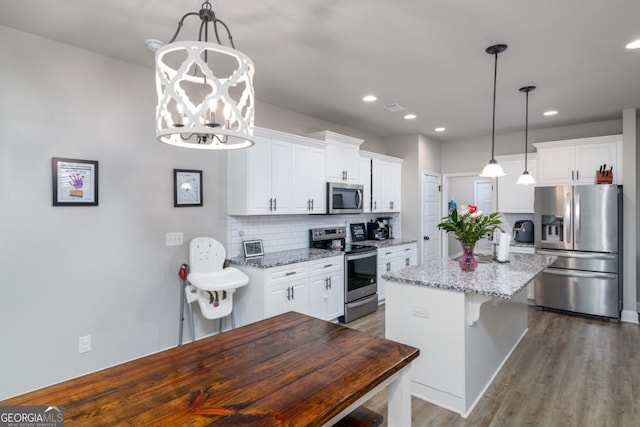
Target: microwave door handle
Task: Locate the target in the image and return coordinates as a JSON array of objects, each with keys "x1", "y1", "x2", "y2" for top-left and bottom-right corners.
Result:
[
  {"x1": 355, "y1": 189, "x2": 362, "y2": 208},
  {"x1": 565, "y1": 191, "x2": 572, "y2": 244}
]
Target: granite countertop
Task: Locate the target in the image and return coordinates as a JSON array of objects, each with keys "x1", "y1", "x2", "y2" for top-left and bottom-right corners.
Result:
[
  {"x1": 382, "y1": 252, "x2": 556, "y2": 299},
  {"x1": 511, "y1": 241, "x2": 534, "y2": 249},
  {"x1": 227, "y1": 248, "x2": 340, "y2": 269},
  {"x1": 359, "y1": 238, "x2": 417, "y2": 249}
]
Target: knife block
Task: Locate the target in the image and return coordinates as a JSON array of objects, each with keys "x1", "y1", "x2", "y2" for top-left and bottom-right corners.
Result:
[{"x1": 596, "y1": 171, "x2": 613, "y2": 184}]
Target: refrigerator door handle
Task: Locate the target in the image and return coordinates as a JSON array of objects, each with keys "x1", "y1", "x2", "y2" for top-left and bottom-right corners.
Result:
[
  {"x1": 536, "y1": 249, "x2": 617, "y2": 260},
  {"x1": 575, "y1": 192, "x2": 580, "y2": 243},
  {"x1": 565, "y1": 191, "x2": 572, "y2": 244},
  {"x1": 544, "y1": 267, "x2": 617, "y2": 280}
]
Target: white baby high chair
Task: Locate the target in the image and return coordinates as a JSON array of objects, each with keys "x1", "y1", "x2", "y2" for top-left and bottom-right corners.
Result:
[{"x1": 186, "y1": 237, "x2": 248, "y2": 333}]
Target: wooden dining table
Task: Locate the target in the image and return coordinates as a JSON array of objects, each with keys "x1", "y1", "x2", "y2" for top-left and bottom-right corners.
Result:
[{"x1": 1, "y1": 311, "x2": 419, "y2": 426}]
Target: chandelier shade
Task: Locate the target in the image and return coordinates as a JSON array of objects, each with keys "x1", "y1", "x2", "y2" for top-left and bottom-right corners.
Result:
[{"x1": 154, "y1": 1, "x2": 255, "y2": 149}]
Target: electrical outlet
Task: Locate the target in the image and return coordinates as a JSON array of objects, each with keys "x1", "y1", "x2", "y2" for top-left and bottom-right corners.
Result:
[
  {"x1": 166, "y1": 232, "x2": 184, "y2": 246},
  {"x1": 78, "y1": 335, "x2": 91, "y2": 353},
  {"x1": 412, "y1": 305, "x2": 430, "y2": 319}
]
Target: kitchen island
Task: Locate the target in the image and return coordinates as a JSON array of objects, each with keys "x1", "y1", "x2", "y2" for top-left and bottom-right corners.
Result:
[{"x1": 383, "y1": 252, "x2": 555, "y2": 418}]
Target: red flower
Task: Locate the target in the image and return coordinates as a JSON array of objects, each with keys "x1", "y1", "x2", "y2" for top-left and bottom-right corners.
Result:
[{"x1": 467, "y1": 205, "x2": 478, "y2": 214}]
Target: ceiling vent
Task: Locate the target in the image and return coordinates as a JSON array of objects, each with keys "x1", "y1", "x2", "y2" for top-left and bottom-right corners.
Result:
[{"x1": 383, "y1": 103, "x2": 406, "y2": 113}]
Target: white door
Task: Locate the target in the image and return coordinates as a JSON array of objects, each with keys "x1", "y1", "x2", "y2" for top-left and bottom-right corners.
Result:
[
  {"x1": 474, "y1": 180, "x2": 495, "y2": 251},
  {"x1": 422, "y1": 173, "x2": 441, "y2": 263}
]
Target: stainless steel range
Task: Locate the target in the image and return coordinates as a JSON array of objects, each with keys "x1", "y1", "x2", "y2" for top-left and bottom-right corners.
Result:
[{"x1": 310, "y1": 227, "x2": 378, "y2": 323}]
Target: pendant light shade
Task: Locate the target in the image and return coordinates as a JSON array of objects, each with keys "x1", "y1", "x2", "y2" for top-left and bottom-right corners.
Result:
[
  {"x1": 154, "y1": 1, "x2": 255, "y2": 150},
  {"x1": 516, "y1": 85, "x2": 536, "y2": 185},
  {"x1": 480, "y1": 44, "x2": 507, "y2": 178}
]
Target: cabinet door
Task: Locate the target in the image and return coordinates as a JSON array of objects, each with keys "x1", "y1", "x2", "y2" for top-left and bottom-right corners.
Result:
[
  {"x1": 246, "y1": 138, "x2": 274, "y2": 214},
  {"x1": 325, "y1": 270, "x2": 344, "y2": 320},
  {"x1": 389, "y1": 162, "x2": 402, "y2": 212},
  {"x1": 270, "y1": 140, "x2": 292, "y2": 214},
  {"x1": 343, "y1": 144, "x2": 360, "y2": 183},
  {"x1": 326, "y1": 143, "x2": 360, "y2": 182},
  {"x1": 291, "y1": 144, "x2": 312, "y2": 214},
  {"x1": 536, "y1": 146, "x2": 575, "y2": 185},
  {"x1": 307, "y1": 146, "x2": 326, "y2": 213},
  {"x1": 266, "y1": 279, "x2": 308, "y2": 317},
  {"x1": 575, "y1": 142, "x2": 616, "y2": 184},
  {"x1": 288, "y1": 280, "x2": 309, "y2": 314},
  {"x1": 497, "y1": 159, "x2": 536, "y2": 213},
  {"x1": 360, "y1": 157, "x2": 372, "y2": 213}
]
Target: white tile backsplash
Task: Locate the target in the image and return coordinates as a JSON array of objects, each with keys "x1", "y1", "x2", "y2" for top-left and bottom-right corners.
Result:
[{"x1": 227, "y1": 213, "x2": 401, "y2": 257}]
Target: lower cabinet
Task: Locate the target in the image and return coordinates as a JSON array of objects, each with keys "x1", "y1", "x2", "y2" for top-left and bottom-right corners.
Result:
[
  {"x1": 309, "y1": 257, "x2": 345, "y2": 321},
  {"x1": 234, "y1": 256, "x2": 344, "y2": 327},
  {"x1": 377, "y1": 243, "x2": 417, "y2": 301}
]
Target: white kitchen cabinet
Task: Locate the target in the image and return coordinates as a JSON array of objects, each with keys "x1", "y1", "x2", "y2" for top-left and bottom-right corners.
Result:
[
  {"x1": 228, "y1": 127, "x2": 326, "y2": 215},
  {"x1": 308, "y1": 256, "x2": 344, "y2": 320},
  {"x1": 534, "y1": 135, "x2": 622, "y2": 186},
  {"x1": 362, "y1": 151, "x2": 402, "y2": 213},
  {"x1": 266, "y1": 264, "x2": 309, "y2": 318},
  {"x1": 292, "y1": 143, "x2": 326, "y2": 214},
  {"x1": 360, "y1": 156, "x2": 372, "y2": 213},
  {"x1": 306, "y1": 130, "x2": 363, "y2": 183},
  {"x1": 377, "y1": 243, "x2": 417, "y2": 301},
  {"x1": 496, "y1": 154, "x2": 537, "y2": 213}
]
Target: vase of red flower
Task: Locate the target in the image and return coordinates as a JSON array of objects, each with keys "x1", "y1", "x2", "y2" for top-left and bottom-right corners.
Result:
[{"x1": 437, "y1": 204, "x2": 502, "y2": 272}]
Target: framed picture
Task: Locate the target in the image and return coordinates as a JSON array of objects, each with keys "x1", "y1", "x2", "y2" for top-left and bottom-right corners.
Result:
[
  {"x1": 174, "y1": 169, "x2": 203, "y2": 207},
  {"x1": 243, "y1": 240, "x2": 264, "y2": 258},
  {"x1": 52, "y1": 157, "x2": 99, "y2": 206}
]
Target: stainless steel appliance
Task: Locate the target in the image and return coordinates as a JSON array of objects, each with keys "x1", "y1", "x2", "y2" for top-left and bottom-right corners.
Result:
[
  {"x1": 533, "y1": 184, "x2": 622, "y2": 319},
  {"x1": 310, "y1": 227, "x2": 378, "y2": 323},
  {"x1": 326, "y1": 182, "x2": 364, "y2": 214},
  {"x1": 513, "y1": 220, "x2": 534, "y2": 243}
]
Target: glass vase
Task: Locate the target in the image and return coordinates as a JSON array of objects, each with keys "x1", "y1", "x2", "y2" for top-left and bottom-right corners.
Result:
[{"x1": 459, "y1": 243, "x2": 478, "y2": 271}]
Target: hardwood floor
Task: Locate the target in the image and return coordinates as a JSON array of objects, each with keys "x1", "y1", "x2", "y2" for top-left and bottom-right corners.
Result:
[{"x1": 347, "y1": 304, "x2": 640, "y2": 426}]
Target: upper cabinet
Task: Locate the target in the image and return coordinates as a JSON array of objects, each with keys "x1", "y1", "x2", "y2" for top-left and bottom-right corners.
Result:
[
  {"x1": 496, "y1": 154, "x2": 537, "y2": 213},
  {"x1": 228, "y1": 127, "x2": 326, "y2": 215},
  {"x1": 307, "y1": 131, "x2": 363, "y2": 183},
  {"x1": 361, "y1": 151, "x2": 402, "y2": 213},
  {"x1": 533, "y1": 135, "x2": 622, "y2": 186}
]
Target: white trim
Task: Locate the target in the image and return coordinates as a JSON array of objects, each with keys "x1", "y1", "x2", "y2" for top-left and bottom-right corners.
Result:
[{"x1": 621, "y1": 309, "x2": 639, "y2": 324}]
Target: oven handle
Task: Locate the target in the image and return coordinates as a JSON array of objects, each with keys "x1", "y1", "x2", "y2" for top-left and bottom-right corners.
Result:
[
  {"x1": 346, "y1": 293, "x2": 378, "y2": 308},
  {"x1": 345, "y1": 251, "x2": 376, "y2": 261}
]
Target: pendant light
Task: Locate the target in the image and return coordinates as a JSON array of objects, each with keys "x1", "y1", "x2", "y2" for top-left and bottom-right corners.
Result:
[
  {"x1": 154, "y1": 0, "x2": 255, "y2": 150},
  {"x1": 516, "y1": 86, "x2": 537, "y2": 185},
  {"x1": 480, "y1": 44, "x2": 507, "y2": 177}
]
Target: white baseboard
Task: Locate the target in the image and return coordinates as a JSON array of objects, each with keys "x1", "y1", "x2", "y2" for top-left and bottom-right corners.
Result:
[{"x1": 621, "y1": 310, "x2": 639, "y2": 324}]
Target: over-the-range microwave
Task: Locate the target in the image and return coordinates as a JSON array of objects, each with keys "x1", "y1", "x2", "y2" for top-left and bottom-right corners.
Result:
[{"x1": 326, "y1": 182, "x2": 364, "y2": 214}]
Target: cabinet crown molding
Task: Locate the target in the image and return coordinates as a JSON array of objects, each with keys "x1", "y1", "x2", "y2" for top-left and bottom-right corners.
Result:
[
  {"x1": 306, "y1": 130, "x2": 364, "y2": 147},
  {"x1": 533, "y1": 134, "x2": 622, "y2": 150},
  {"x1": 254, "y1": 126, "x2": 326, "y2": 149},
  {"x1": 360, "y1": 150, "x2": 403, "y2": 164}
]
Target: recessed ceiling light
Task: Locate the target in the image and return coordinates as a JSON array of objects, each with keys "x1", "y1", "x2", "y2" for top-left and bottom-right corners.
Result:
[
  {"x1": 362, "y1": 95, "x2": 377, "y2": 102},
  {"x1": 543, "y1": 110, "x2": 558, "y2": 116},
  {"x1": 404, "y1": 114, "x2": 417, "y2": 120},
  {"x1": 626, "y1": 39, "x2": 640, "y2": 49},
  {"x1": 434, "y1": 127, "x2": 446, "y2": 132}
]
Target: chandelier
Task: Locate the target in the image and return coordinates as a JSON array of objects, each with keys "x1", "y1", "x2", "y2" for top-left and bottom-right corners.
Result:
[
  {"x1": 480, "y1": 44, "x2": 507, "y2": 177},
  {"x1": 154, "y1": 1, "x2": 255, "y2": 149}
]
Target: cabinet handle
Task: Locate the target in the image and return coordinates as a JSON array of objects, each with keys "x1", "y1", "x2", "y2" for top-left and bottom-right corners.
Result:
[
  {"x1": 285, "y1": 271, "x2": 296, "y2": 276},
  {"x1": 324, "y1": 264, "x2": 333, "y2": 268},
  {"x1": 572, "y1": 170, "x2": 574, "y2": 181},
  {"x1": 385, "y1": 251, "x2": 392, "y2": 255},
  {"x1": 325, "y1": 278, "x2": 329, "y2": 289},
  {"x1": 291, "y1": 286, "x2": 294, "y2": 299},
  {"x1": 307, "y1": 199, "x2": 311, "y2": 210},
  {"x1": 374, "y1": 201, "x2": 377, "y2": 210},
  {"x1": 386, "y1": 262, "x2": 391, "y2": 272},
  {"x1": 274, "y1": 198, "x2": 277, "y2": 211},
  {"x1": 311, "y1": 199, "x2": 314, "y2": 211},
  {"x1": 576, "y1": 170, "x2": 579, "y2": 181},
  {"x1": 269, "y1": 198, "x2": 273, "y2": 211},
  {"x1": 329, "y1": 277, "x2": 332, "y2": 289},
  {"x1": 390, "y1": 201, "x2": 394, "y2": 210},
  {"x1": 287, "y1": 287, "x2": 291, "y2": 300},
  {"x1": 406, "y1": 258, "x2": 410, "y2": 266},
  {"x1": 404, "y1": 248, "x2": 411, "y2": 251}
]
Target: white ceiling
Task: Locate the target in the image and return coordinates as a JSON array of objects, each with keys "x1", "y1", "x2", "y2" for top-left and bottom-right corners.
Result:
[{"x1": 2, "y1": 0, "x2": 640, "y2": 141}]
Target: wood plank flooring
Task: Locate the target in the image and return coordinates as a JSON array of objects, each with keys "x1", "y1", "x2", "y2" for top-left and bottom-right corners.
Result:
[{"x1": 347, "y1": 304, "x2": 640, "y2": 426}]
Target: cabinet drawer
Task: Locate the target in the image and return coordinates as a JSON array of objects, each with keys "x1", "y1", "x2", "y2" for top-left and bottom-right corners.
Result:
[
  {"x1": 309, "y1": 256, "x2": 343, "y2": 275},
  {"x1": 268, "y1": 265, "x2": 308, "y2": 284}
]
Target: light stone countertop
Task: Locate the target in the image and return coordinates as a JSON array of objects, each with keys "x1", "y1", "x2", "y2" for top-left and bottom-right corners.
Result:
[
  {"x1": 227, "y1": 248, "x2": 341, "y2": 269},
  {"x1": 382, "y1": 252, "x2": 556, "y2": 299},
  {"x1": 357, "y1": 238, "x2": 418, "y2": 249}
]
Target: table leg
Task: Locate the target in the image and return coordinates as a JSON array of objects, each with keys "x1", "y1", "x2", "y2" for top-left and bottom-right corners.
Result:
[{"x1": 387, "y1": 363, "x2": 412, "y2": 427}]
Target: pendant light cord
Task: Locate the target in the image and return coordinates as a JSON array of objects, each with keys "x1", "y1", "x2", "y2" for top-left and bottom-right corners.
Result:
[
  {"x1": 524, "y1": 90, "x2": 529, "y2": 172},
  {"x1": 491, "y1": 51, "x2": 498, "y2": 161}
]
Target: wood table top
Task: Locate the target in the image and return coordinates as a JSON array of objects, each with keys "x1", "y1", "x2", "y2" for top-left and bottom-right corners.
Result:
[{"x1": 2, "y1": 312, "x2": 419, "y2": 426}]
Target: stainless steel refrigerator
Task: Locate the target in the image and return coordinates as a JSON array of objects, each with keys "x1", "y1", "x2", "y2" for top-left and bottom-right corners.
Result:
[{"x1": 533, "y1": 184, "x2": 622, "y2": 319}]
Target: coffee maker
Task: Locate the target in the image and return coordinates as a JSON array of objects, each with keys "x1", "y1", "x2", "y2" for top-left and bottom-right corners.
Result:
[{"x1": 366, "y1": 217, "x2": 393, "y2": 240}]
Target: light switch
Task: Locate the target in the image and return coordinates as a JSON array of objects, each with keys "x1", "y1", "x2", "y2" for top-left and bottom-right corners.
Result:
[{"x1": 166, "y1": 232, "x2": 184, "y2": 246}]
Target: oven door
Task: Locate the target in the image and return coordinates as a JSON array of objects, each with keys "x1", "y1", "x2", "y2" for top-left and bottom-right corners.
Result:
[{"x1": 345, "y1": 250, "x2": 377, "y2": 303}]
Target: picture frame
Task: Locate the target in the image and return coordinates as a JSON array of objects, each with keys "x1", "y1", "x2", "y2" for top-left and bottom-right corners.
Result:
[
  {"x1": 174, "y1": 169, "x2": 203, "y2": 207},
  {"x1": 243, "y1": 240, "x2": 264, "y2": 258},
  {"x1": 52, "y1": 157, "x2": 99, "y2": 206}
]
